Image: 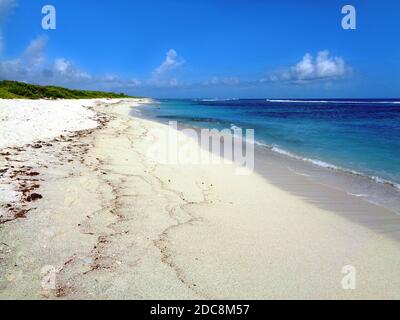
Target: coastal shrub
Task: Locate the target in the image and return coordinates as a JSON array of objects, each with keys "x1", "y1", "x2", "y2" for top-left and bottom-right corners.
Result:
[
  {"x1": 0, "y1": 87, "x2": 20, "y2": 98},
  {"x1": 0, "y1": 80, "x2": 137, "y2": 99}
]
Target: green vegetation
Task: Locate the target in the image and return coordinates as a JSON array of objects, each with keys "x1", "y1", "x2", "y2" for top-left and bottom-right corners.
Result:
[{"x1": 0, "y1": 80, "x2": 134, "y2": 99}]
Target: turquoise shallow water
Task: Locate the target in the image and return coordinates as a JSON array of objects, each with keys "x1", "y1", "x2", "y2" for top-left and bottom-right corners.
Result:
[{"x1": 139, "y1": 98, "x2": 400, "y2": 189}]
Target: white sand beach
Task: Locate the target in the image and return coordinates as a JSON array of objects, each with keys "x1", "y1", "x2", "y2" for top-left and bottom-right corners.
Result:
[{"x1": 1, "y1": 98, "x2": 400, "y2": 299}]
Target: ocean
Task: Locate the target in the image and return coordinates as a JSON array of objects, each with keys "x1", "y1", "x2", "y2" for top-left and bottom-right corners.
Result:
[{"x1": 135, "y1": 98, "x2": 400, "y2": 212}]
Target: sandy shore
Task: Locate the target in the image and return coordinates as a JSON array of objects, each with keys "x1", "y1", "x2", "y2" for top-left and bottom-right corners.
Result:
[{"x1": 1, "y1": 98, "x2": 400, "y2": 299}]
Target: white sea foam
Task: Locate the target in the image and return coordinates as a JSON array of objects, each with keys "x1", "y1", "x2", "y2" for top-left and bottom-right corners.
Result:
[
  {"x1": 270, "y1": 145, "x2": 340, "y2": 170},
  {"x1": 201, "y1": 98, "x2": 239, "y2": 102},
  {"x1": 266, "y1": 99, "x2": 400, "y2": 104},
  {"x1": 347, "y1": 193, "x2": 368, "y2": 198},
  {"x1": 253, "y1": 141, "x2": 400, "y2": 191}
]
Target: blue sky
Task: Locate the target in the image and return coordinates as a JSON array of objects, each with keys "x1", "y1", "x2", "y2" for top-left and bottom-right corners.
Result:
[{"x1": 1, "y1": 0, "x2": 399, "y2": 98}]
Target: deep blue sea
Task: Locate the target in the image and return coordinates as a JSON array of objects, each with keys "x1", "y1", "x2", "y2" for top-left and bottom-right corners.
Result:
[{"x1": 139, "y1": 98, "x2": 400, "y2": 189}]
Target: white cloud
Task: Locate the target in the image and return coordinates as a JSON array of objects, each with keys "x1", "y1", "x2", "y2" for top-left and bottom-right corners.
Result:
[
  {"x1": 22, "y1": 36, "x2": 48, "y2": 66},
  {"x1": 0, "y1": 36, "x2": 48, "y2": 79},
  {"x1": 152, "y1": 49, "x2": 184, "y2": 78},
  {"x1": 0, "y1": 36, "x2": 93, "y2": 85},
  {"x1": 0, "y1": 35, "x2": 187, "y2": 91},
  {"x1": 54, "y1": 58, "x2": 70, "y2": 73},
  {"x1": 270, "y1": 50, "x2": 348, "y2": 84},
  {"x1": 146, "y1": 49, "x2": 185, "y2": 87},
  {"x1": 0, "y1": 0, "x2": 18, "y2": 25},
  {"x1": 98, "y1": 75, "x2": 142, "y2": 88},
  {"x1": 0, "y1": 35, "x2": 144, "y2": 92},
  {"x1": 51, "y1": 58, "x2": 92, "y2": 82},
  {"x1": 293, "y1": 53, "x2": 314, "y2": 80},
  {"x1": 101, "y1": 73, "x2": 119, "y2": 83},
  {"x1": 315, "y1": 50, "x2": 346, "y2": 78},
  {"x1": 129, "y1": 78, "x2": 141, "y2": 87}
]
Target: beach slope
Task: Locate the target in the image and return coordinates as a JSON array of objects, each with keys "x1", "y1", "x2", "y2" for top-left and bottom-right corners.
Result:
[{"x1": 1, "y1": 99, "x2": 400, "y2": 299}]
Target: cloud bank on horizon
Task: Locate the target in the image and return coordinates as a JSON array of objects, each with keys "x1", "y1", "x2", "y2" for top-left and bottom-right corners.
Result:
[
  {"x1": 0, "y1": 34, "x2": 350, "y2": 91},
  {"x1": 0, "y1": 0, "x2": 353, "y2": 94},
  {"x1": 0, "y1": 35, "x2": 93, "y2": 85}
]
